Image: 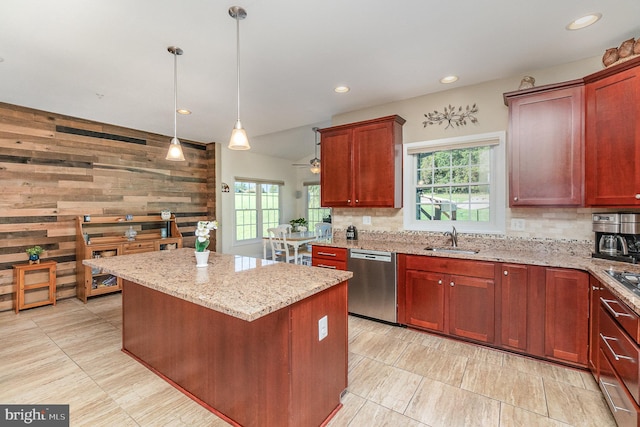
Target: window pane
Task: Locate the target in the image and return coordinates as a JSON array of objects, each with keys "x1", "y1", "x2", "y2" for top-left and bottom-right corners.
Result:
[
  {"x1": 411, "y1": 146, "x2": 491, "y2": 224},
  {"x1": 306, "y1": 184, "x2": 331, "y2": 227},
  {"x1": 234, "y1": 181, "x2": 280, "y2": 241}
]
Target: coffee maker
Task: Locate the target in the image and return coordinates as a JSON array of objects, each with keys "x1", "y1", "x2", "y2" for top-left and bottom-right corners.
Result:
[{"x1": 592, "y1": 213, "x2": 640, "y2": 263}]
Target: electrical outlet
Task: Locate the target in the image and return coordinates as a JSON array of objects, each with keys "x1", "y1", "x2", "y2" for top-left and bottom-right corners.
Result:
[
  {"x1": 362, "y1": 216, "x2": 371, "y2": 225},
  {"x1": 318, "y1": 315, "x2": 328, "y2": 341},
  {"x1": 511, "y1": 218, "x2": 525, "y2": 231}
]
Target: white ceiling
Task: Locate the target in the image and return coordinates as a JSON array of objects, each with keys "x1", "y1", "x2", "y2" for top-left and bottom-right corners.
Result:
[{"x1": 1, "y1": 0, "x2": 638, "y2": 160}]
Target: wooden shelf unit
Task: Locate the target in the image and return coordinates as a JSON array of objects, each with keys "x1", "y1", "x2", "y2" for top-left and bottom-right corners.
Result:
[
  {"x1": 76, "y1": 215, "x2": 183, "y2": 302},
  {"x1": 14, "y1": 261, "x2": 57, "y2": 313}
]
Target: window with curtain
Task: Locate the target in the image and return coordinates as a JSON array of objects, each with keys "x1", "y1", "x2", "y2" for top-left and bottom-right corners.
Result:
[
  {"x1": 403, "y1": 132, "x2": 506, "y2": 233},
  {"x1": 305, "y1": 183, "x2": 331, "y2": 227},
  {"x1": 234, "y1": 179, "x2": 283, "y2": 242}
]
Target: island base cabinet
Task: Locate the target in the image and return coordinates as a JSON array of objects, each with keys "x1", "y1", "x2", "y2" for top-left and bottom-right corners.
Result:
[{"x1": 122, "y1": 280, "x2": 348, "y2": 427}]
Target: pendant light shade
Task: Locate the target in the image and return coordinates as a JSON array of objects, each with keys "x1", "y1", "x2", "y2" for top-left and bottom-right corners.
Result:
[
  {"x1": 309, "y1": 127, "x2": 321, "y2": 174},
  {"x1": 166, "y1": 46, "x2": 185, "y2": 161},
  {"x1": 228, "y1": 6, "x2": 250, "y2": 150}
]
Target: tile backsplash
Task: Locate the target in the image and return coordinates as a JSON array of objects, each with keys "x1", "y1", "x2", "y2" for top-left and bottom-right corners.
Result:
[{"x1": 332, "y1": 207, "x2": 608, "y2": 245}]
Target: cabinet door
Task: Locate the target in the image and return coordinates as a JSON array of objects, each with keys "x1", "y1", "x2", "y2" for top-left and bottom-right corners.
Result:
[
  {"x1": 352, "y1": 121, "x2": 398, "y2": 207},
  {"x1": 405, "y1": 270, "x2": 445, "y2": 332},
  {"x1": 508, "y1": 85, "x2": 583, "y2": 206},
  {"x1": 589, "y1": 275, "x2": 601, "y2": 376},
  {"x1": 320, "y1": 128, "x2": 352, "y2": 207},
  {"x1": 585, "y1": 66, "x2": 640, "y2": 206},
  {"x1": 500, "y1": 264, "x2": 529, "y2": 351},
  {"x1": 449, "y1": 274, "x2": 495, "y2": 343},
  {"x1": 545, "y1": 269, "x2": 589, "y2": 366}
]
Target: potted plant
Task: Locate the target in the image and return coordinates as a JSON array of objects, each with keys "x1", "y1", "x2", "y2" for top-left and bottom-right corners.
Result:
[
  {"x1": 26, "y1": 245, "x2": 44, "y2": 264},
  {"x1": 289, "y1": 218, "x2": 308, "y2": 232}
]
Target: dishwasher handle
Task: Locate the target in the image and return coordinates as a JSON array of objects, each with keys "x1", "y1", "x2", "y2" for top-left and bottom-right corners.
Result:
[{"x1": 349, "y1": 249, "x2": 393, "y2": 262}]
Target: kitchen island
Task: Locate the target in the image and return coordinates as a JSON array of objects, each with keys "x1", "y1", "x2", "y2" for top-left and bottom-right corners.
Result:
[{"x1": 84, "y1": 248, "x2": 353, "y2": 427}]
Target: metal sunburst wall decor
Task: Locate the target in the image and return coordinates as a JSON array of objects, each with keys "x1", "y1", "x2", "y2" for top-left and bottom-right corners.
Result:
[{"x1": 423, "y1": 103, "x2": 479, "y2": 129}]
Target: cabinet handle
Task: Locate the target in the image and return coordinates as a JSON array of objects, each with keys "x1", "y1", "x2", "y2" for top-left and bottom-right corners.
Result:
[
  {"x1": 513, "y1": 196, "x2": 518, "y2": 201},
  {"x1": 600, "y1": 297, "x2": 634, "y2": 318},
  {"x1": 450, "y1": 281, "x2": 454, "y2": 287},
  {"x1": 503, "y1": 271, "x2": 508, "y2": 276},
  {"x1": 347, "y1": 199, "x2": 351, "y2": 203},
  {"x1": 635, "y1": 194, "x2": 640, "y2": 200},
  {"x1": 438, "y1": 280, "x2": 442, "y2": 285},
  {"x1": 317, "y1": 252, "x2": 337, "y2": 257},
  {"x1": 592, "y1": 286, "x2": 602, "y2": 291},
  {"x1": 600, "y1": 333, "x2": 635, "y2": 362},
  {"x1": 317, "y1": 264, "x2": 337, "y2": 269},
  {"x1": 600, "y1": 379, "x2": 633, "y2": 413},
  {"x1": 355, "y1": 199, "x2": 359, "y2": 203}
]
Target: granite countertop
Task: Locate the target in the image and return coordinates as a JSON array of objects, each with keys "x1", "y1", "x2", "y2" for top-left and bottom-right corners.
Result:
[
  {"x1": 83, "y1": 248, "x2": 353, "y2": 322},
  {"x1": 313, "y1": 236, "x2": 640, "y2": 315}
]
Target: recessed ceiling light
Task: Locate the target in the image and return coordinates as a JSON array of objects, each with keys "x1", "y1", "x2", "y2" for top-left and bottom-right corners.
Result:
[
  {"x1": 177, "y1": 109, "x2": 191, "y2": 115},
  {"x1": 566, "y1": 13, "x2": 602, "y2": 30},
  {"x1": 334, "y1": 86, "x2": 350, "y2": 93},
  {"x1": 440, "y1": 75, "x2": 458, "y2": 84}
]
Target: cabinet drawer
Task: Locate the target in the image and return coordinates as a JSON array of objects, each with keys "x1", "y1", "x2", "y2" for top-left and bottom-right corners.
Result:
[
  {"x1": 404, "y1": 255, "x2": 495, "y2": 279},
  {"x1": 600, "y1": 285, "x2": 640, "y2": 344},
  {"x1": 312, "y1": 258, "x2": 347, "y2": 271},
  {"x1": 123, "y1": 241, "x2": 155, "y2": 254},
  {"x1": 312, "y1": 246, "x2": 347, "y2": 262},
  {"x1": 600, "y1": 306, "x2": 640, "y2": 405},
  {"x1": 599, "y1": 347, "x2": 639, "y2": 427}
]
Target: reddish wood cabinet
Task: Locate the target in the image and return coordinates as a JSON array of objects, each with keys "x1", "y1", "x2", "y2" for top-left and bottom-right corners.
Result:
[
  {"x1": 545, "y1": 268, "x2": 589, "y2": 366},
  {"x1": 319, "y1": 115, "x2": 405, "y2": 208},
  {"x1": 400, "y1": 255, "x2": 496, "y2": 344},
  {"x1": 311, "y1": 245, "x2": 347, "y2": 270},
  {"x1": 399, "y1": 255, "x2": 589, "y2": 367},
  {"x1": 585, "y1": 57, "x2": 640, "y2": 206},
  {"x1": 504, "y1": 81, "x2": 584, "y2": 206},
  {"x1": 499, "y1": 264, "x2": 531, "y2": 351}
]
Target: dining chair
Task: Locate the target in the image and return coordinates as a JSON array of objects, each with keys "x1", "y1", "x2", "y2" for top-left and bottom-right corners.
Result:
[
  {"x1": 276, "y1": 224, "x2": 292, "y2": 235},
  {"x1": 267, "y1": 227, "x2": 304, "y2": 264}
]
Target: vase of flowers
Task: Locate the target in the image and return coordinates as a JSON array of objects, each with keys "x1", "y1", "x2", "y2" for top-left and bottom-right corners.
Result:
[
  {"x1": 195, "y1": 220, "x2": 218, "y2": 267},
  {"x1": 289, "y1": 218, "x2": 308, "y2": 233},
  {"x1": 26, "y1": 245, "x2": 44, "y2": 264}
]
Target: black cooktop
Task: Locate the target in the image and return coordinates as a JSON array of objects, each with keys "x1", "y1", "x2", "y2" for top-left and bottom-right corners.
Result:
[{"x1": 604, "y1": 270, "x2": 640, "y2": 296}]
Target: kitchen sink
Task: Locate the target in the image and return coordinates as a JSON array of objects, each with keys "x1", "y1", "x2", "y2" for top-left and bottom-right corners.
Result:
[{"x1": 424, "y1": 247, "x2": 479, "y2": 255}]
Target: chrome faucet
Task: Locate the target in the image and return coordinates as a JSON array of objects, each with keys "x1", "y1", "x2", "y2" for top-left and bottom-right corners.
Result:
[{"x1": 444, "y1": 226, "x2": 458, "y2": 248}]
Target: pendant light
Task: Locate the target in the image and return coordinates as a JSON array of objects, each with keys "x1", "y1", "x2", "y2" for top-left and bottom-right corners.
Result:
[
  {"x1": 166, "y1": 46, "x2": 186, "y2": 161},
  {"x1": 228, "y1": 6, "x2": 250, "y2": 150},
  {"x1": 310, "y1": 127, "x2": 321, "y2": 174}
]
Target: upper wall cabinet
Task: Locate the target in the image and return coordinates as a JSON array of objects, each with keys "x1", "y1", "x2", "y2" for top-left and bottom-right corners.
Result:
[
  {"x1": 585, "y1": 57, "x2": 640, "y2": 206},
  {"x1": 319, "y1": 115, "x2": 405, "y2": 208},
  {"x1": 504, "y1": 81, "x2": 584, "y2": 207}
]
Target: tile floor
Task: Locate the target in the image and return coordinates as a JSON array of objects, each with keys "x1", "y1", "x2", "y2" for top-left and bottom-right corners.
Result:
[{"x1": 0, "y1": 294, "x2": 616, "y2": 426}]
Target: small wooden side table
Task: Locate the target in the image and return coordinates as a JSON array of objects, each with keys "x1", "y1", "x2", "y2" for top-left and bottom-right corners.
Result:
[{"x1": 13, "y1": 261, "x2": 57, "y2": 313}]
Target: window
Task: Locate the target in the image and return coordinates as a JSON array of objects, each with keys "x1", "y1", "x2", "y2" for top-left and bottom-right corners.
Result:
[
  {"x1": 234, "y1": 179, "x2": 283, "y2": 242},
  {"x1": 403, "y1": 132, "x2": 505, "y2": 234},
  {"x1": 305, "y1": 183, "x2": 331, "y2": 227}
]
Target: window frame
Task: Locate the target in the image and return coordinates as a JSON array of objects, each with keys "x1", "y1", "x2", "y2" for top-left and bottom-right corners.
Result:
[
  {"x1": 402, "y1": 131, "x2": 506, "y2": 234},
  {"x1": 233, "y1": 178, "x2": 283, "y2": 245},
  {"x1": 304, "y1": 182, "x2": 331, "y2": 228}
]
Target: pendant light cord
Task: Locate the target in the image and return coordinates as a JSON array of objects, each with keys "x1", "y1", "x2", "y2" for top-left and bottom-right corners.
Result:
[
  {"x1": 235, "y1": 14, "x2": 241, "y2": 123},
  {"x1": 173, "y1": 50, "x2": 178, "y2": 139}
]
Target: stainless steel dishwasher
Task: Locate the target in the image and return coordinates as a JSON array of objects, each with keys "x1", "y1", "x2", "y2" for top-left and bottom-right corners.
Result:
[{"x1": 347, "y1": 249, "x2": 397, "y2": 323}]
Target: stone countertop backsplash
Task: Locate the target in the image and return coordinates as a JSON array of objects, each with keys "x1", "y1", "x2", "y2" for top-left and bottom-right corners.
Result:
[
  {"x1": 316, "y1": 230, "x2": 640, "y2": 315},
  {"x1": 84, "y1": 248, "x2": 352, "y2": 322}
]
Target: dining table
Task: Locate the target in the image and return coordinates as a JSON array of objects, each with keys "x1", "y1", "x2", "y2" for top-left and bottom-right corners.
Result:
[{"x1": 262, "y1": 231, "x2": 322, "y2": 263}]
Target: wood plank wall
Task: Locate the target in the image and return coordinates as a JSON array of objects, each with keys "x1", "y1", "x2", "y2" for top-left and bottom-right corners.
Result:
[{"x1": 0, "y1": 102, "x2": 216, "y2": 312}]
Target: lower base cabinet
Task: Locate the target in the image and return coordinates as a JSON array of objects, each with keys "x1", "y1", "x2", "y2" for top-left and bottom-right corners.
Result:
[
  {"x1": 401, "y1": 255, "x2": 496, "y2": 345},
  {"x1": 399, "y1": 255, "x2": 589, "y2": 367},
  {"x1": 593, "y1": 279, "x2": 640, "y2": 426}
]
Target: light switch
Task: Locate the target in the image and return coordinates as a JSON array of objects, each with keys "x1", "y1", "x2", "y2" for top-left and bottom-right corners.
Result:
[
  {"x1": 511, "y1": 219, "x2": 525, "y2": 231},
  {"x1": 362, "y1": 216, "x2": 371, "y2": 225},
  {"x1": 318, "y1": 315, "x2": 328, "y2": 341}
]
